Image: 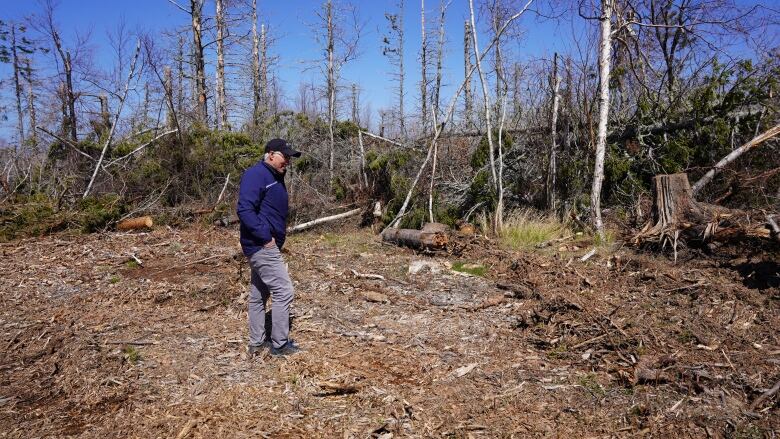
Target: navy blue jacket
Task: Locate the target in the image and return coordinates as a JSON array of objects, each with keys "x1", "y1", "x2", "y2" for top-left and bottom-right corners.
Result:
[{"x1": 237, "y1": 161, "x2": 289, "y2": 257}]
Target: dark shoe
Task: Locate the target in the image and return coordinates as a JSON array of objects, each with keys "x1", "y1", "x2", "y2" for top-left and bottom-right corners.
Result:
[
  {"x1": 270, "y1": 340, "x2": 302, "y2": 356},
  {"x1": 247, "y1": 341, "x2": 270, "y2": 358}
]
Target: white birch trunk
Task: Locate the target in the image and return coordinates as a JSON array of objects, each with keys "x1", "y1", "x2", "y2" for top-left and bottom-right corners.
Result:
[
  {"x1": 252, "y1": 0, "x2": 261, "y2": 125},
  {"x1": 591, "y1": 0, "x2": 612, "y2": 240}
]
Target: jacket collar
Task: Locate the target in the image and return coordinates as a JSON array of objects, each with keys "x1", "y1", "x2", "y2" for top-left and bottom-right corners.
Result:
[{"x1": 262, "y1": 160, "x2": 285, "y2": 178}]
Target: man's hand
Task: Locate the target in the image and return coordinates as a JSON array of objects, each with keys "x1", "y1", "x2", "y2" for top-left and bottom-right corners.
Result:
[{"x1": 264, "y1": 238, "x2": 276, "y2": 248}]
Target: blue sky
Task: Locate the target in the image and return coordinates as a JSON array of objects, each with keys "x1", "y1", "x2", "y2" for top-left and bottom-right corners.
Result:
[
  {"x1": 1, "y1": 0, "x2": 772, "y2": 142},
  {"x1": 0, "y1": 0, "x2": 582, "y2": 140}
]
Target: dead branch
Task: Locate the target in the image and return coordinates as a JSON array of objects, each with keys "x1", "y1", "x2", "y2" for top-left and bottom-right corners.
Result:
[
  {"x1": 692, "y1": 123, "x2": 780, "y2": 195},
  {"x1": 287, "y1": 208, "x2": 362, "y2": 234},
  {"x1": 83, "y1": 39, "x2": 142, "y2": 198},
  {"x1": 749, "y1": 379, "x2": 780, "y2": 411}
]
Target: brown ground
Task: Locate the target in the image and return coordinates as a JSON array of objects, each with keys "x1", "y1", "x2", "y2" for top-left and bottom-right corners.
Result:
[{"x1": 0, "y1": 223, "x2": 777, "y2": 438}]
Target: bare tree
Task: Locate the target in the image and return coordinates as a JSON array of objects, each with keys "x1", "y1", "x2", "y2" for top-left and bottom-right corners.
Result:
[
  {"x1": 546, "y1": 52, "x2": 561, "y2": 211},
  {"x1": 10, "y1": 23, "x2": 25, "y2": 146},
  {"x1": 83, "y1": 39, "x2": 142, "y2": 198},
  {"x1": 590, "y1": 0, "x2": 613, "y2": 240},
  {"x1": 251, "y1": 0, "x2": 261, "y2": 125},
  {"x1": 24, "y1": 59, "x2": 38, "y2": 148},
  {"x1": 383, "y1": 0, "x2": 406, "y2": 139},
  {"x1": 432, "y1": 0, "x2": 448, "y2": 121},
  {"x1": 420, "y1": 0, "x2": 429, "y2": 135},
  {"x1": 388, "y1": 0, "x2": 535, "y2": 229},
  {"x1": 463, "y1": 20, "x2": 473, "y2": 127},
  {"x1": 316, "y1": 0, "x2": 362, "y2": 190},
  {"x1": 189, "y1": 0, "x2": 208, "y2": 124},
  {"x1": 215, "y1": 0, "x2": 228, "y2": 130},
  {"x1": 41, "y1": 1, "x2": 78, "y2": 142}
]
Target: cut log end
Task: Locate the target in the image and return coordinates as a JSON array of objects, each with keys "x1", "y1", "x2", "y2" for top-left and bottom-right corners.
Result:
[{"x1": 117, "y1": 216, "x2": 153, "y2": 231}]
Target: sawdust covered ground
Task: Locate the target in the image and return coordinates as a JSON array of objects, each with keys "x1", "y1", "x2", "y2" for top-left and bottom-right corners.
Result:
[{"x1": 0, "y1": 223, "x2": 777, "y2": 438}]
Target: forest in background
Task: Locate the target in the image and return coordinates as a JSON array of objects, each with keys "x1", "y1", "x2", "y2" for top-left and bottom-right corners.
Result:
[{"x1": 0, "y1": 0, "x2": 779, "y2": 243}]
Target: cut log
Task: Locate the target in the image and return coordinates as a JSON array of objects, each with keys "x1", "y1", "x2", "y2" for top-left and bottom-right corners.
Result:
[
  {"x1": 381, "y1": 227, "x2": 448, "y2": 250},
  {"x1": 117, "y1": 216, "x2": 153, "y2": 231}
]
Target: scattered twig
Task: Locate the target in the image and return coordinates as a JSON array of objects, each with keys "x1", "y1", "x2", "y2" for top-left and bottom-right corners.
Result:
[
  {"x1": 580, "y1": 248, "x2": 597, "y2": 262},
  {"x1": 749, "y1": 379, "x2": 780, "y2": 411},
  {"x1": 350, "y1": 269, "x2": 385, "y2": 281},
  {"x1": 175, "y1": 419, "x2": 198, "y2": 439},
  {"x1": 105, "y1": 340, "x2": 159, "y2": 345}
]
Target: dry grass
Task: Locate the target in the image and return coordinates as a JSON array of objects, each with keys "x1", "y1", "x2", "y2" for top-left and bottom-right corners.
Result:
[{"x1": 499, "y1": 209, "x2": 571, "y2": 249}]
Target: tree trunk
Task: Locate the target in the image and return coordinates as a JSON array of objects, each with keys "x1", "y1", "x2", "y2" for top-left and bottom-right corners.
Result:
[
  {"x1": 398, "y1": 0, "x2": 406, "y2": 139},
  {"x1": 433, "y1": 1, "x2": 446, "y2": 122},
  {"x1": 351, "y1": 83, "x2": 359, "y2": 125},
  {"x1": 215, "y1": 0, "x2": 228, "y2": 130},
  {"x1": 463, "y1": 20, "x2": 473, "y2": 127},
  {"x1": 326, "y1": 0, "x2": 336, "y2": 191},
  {"x1": 191, "y1": 0, "x2": 207, "y2": 124},
  {"x1": 176, "y1": 35, "x2": 185, "y2": 118},
  {"x1": 420, "y1": 0, "x2": 428, "y2": 135},
  {"x1": 64, "y1": 52, "x2": 77, "y2": 142},
  {"x1": 251, "y1": 0, "x2": 261, "y2": 125},
  {"x1": 11, "y1": 24, "x2": 25, "y2": 148},
  {"x1": 469, "y1": 0, "x2": 497, "y2": 194},
  {"x1": 590, "y1": 0, "x2": 612, "y2": 240},
  {"x1": 164, "y1": 66, "x2": 176, "y2": 130},
  {"x1": 260, "y1": 24, "x2": 268, "y2": 119},
  {"x1": 547, "y1": 52, "x2": 561, "y2": 211},
  {"x1": 24, "y1": 59, "x2": 37, "y2": 148}
]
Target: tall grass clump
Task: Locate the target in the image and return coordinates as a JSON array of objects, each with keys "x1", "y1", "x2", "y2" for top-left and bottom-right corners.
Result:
[{"x1": 499, "y1": 209, "x2": 570, "y2": 249}]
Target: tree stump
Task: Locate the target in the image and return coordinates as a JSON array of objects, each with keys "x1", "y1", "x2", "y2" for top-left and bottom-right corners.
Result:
[{"x1": 634, "y1": 173, "x2": 775, "y2": 250}]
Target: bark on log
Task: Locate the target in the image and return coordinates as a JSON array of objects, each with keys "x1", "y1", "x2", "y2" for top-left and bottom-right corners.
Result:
[
  {"x1": 381, "y1": 227, "x2": 448, "y2": 250},
  {"x1": 117, "y1": 216, "x2": 153, "y2": 231}
]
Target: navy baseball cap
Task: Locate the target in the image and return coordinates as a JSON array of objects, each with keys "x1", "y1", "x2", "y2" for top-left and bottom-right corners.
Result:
[{"x1": 264, "y1": 138, "x2": 301, "y2": 157}]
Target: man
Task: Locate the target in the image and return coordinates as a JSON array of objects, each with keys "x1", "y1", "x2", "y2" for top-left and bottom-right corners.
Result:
[{"x1": 237, "y1": 138, "x2": 302, "y2": 357}]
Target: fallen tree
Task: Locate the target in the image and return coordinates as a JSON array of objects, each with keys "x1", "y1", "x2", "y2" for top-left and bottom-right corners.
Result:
[{"x1": 633, "y1": 173, "x2": 776, "y2": 254}]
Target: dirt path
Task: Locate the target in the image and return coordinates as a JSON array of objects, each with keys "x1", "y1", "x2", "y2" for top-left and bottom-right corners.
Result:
[{"x1": 0, "y1": 226, "x2": 777, "y2": 437}]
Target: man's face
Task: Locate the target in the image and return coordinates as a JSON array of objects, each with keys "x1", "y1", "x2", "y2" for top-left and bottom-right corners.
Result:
[{"x1": 267, "y1": 151, "x2": 291, "y2": 173}]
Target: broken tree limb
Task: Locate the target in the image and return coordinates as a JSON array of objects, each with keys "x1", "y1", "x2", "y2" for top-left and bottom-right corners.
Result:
[
  {"x1": 104, "y1": 129, "x2": 179, "y2": 167},
  {"x1": 287, "y1": 208, "x2": 361, "y2": 234},
  {"x1": 35, "y1": 126, "x2": 94, "y2": 161},
  {"x1": 83, "y1": 39, "x2": 142, "y2": 198},
  {"x1": 692, "y1": 123, "x2": 780, "y2": 195},
  {"x1": 117, "y1": 216, "x2": 153, "y2": 231}
]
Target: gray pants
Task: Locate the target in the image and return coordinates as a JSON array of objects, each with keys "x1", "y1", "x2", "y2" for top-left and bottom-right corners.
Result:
[{"x1": 247, "y1": 246, "x2": 294, "y2": 349}]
